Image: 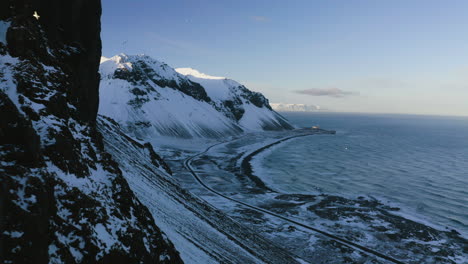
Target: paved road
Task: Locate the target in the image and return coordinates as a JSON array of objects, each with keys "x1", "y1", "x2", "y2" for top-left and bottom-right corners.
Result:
[{"x1": 184, "y1": 132, "x2": 405, "y2": 264}]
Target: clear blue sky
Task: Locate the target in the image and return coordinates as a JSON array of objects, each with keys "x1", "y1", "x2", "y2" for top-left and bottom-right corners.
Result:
[{"x1": 102, "y1": 0, "x2": 468, "y2": 116}]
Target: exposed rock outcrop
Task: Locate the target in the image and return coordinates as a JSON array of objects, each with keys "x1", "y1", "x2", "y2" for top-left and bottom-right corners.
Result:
[{"x1": 0, "y1": 1, "x2": 182, "y2": 263}]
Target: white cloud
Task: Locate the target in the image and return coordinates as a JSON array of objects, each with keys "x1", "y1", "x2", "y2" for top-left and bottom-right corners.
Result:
[{"x1": 295, "y1": 87, "x2": 359, "y2": 98}]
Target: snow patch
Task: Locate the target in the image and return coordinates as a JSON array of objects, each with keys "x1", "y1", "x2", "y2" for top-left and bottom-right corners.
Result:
[
  {"x1": 94, "y1": 224, "x2": 118, "y2": 254},
  {"x1": 0, "y1": 54, "x2": 22, "y2": 113},
  {"x1": 176, "y1": 67, "x2": 225, "y2": 80},
  {"x1": 0, "y1": 21, "x2": 10, "y2": 44},
  {"x1": 3, "y1": 231, "x2": 24, "y2": 238}
]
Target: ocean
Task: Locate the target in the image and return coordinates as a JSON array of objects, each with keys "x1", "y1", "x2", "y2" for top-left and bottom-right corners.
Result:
[{"x1": 254, "y1": 112, "x2": 468, "y2": 237}]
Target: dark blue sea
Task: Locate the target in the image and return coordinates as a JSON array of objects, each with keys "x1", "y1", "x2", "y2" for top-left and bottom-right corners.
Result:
[{"x1": 256, "y1": 112, "x2": 468, "y2": 237}]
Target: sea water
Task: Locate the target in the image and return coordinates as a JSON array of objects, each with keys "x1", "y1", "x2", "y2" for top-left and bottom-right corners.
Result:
[{"x1": 255, "y1": 112, "x2": 468, "y2": 237}]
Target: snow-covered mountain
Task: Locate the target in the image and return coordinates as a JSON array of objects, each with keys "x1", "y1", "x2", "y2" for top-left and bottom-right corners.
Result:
[
  {"x1": 271, "y1": 103, "x2": 321, "y2": 112},
  {"x1": 99, "y1": 54, "x2": 293, "y2": 139}
]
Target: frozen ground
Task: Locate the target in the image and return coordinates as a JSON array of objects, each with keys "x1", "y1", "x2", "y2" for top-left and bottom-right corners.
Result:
[
  {"x1": 157, "y1": 129, "x2": 467, "y2": 264},
  {"x1": 98, "y1": 116, "x2": 301, "y2": 264}
]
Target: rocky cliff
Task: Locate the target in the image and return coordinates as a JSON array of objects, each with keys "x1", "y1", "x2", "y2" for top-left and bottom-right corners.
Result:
[{"x1": 0, "y1": 1, "x2": 182, "y2": 263}]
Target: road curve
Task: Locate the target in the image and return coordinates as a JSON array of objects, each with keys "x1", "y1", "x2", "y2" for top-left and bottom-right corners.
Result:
[{"x1": 184, "y1": 132, "x2": 405, "y2": 264}]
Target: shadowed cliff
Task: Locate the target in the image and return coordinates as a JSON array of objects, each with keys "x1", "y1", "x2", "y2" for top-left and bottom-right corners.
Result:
[{"x1": 0, "y1": 1, "x2": 182, "y2": 263}]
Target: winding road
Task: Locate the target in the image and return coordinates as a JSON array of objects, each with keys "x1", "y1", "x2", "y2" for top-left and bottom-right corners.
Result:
[{"x1": 184, "y1": 132, "x2": 405, "y2": 264}]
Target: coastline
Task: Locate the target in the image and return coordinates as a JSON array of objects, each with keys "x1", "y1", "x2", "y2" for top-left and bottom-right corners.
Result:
[
  {"x1": 240, "y1": 128, "x2": 336, "y2": 192},
  {"x1": 183, "y1": 132, "x2": 407, "y2": 264},
  {"x1": 173, "y1": 129, "x2": 468, "y2": 263},
  {"x1": 243, "y1": 129, "x2": 468, "y2": 239}
]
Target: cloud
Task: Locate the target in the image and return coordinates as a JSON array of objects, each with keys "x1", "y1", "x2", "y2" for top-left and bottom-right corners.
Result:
[
  {"x1": 295, "y1": 87, "x2": 359, "y2": 98},
  {"x1": 251, "y1": 16, "x2": 269, "y2": 22}
]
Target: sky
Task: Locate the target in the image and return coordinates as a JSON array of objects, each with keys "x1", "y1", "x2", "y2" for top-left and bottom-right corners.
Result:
[{"x1": 102, "y1": 0, "x2": 468, "y2": 116}]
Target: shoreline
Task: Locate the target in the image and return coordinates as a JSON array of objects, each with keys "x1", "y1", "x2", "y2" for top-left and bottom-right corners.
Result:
[
  {"x1": 179, "y1": 129, "x2": 468, "y2": 263},
  {"x1": 240, "y1": 128, "x2": 336, "y2": 192},
  {"x1": 240, "y1": 130, "x2": 468, "y2": 239},
  {"x1": 184, "y1": 133, "x2": 408, "y2": 264}
]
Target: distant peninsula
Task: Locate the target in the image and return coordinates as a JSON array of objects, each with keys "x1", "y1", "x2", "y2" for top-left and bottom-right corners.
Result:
[{"x1": 271, "y1": 103, "x2": 322, "y2": 112}]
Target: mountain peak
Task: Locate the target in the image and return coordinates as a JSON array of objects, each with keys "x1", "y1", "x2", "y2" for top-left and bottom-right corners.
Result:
[
  {"x1": 176, "y1": 67, "x2": 225, "y2": 80},
  {"x1": 99, "y1": 54, "x2": 293, "y2": 139}
]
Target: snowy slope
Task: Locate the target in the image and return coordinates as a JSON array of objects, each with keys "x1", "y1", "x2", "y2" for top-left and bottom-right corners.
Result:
[
  {"x1": 98, "y1": 116, "x2": 300, "y2": 264},
  {"x1": 99, "y1": 54, "x2": 293, "y2": 140},
  {"x1": 176, "y1": 68, "x2": 294, "y2": 131}
]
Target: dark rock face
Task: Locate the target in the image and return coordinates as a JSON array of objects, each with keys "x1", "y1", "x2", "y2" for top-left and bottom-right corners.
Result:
[
  {"x1": 223, "y1": 98, "x2": 245, "y2": 121},
  {"x1": 113, "y1": 58, "x2": 212, "y2": 104},
  {"x1": 1, "y1": 1, "x2": 182, "y2": 263},
  {"x1": 236, "y1": 85, "x2": 272, "y2": 111},
  {"x1": 1, "y1": 0, "x2": 102, "y2": 123}
]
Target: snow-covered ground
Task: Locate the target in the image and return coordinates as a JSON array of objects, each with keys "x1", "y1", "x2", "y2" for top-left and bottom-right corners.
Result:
[{"x1": 97, "y1": 116, "x2": 300, "y2": 264}]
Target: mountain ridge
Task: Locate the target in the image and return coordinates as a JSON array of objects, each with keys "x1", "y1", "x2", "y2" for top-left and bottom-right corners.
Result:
[{"x1": 99, "y1": 54, "x2": 293, "y2": 140}]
